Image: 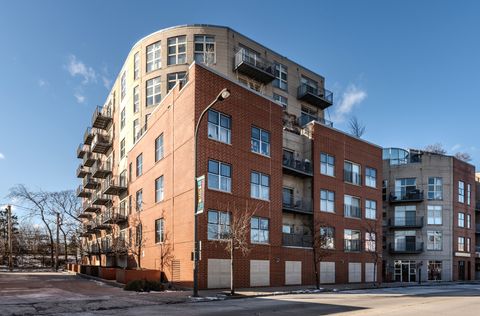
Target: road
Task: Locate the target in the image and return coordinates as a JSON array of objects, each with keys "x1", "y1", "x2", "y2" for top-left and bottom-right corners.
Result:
[{"x1": 1, "y1": 272, "x2": 479, "y2": 315}]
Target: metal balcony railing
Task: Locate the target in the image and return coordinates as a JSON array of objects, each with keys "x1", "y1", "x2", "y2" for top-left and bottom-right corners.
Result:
[
  {"x1": 92, "y1": 106, "x2": 113, "y2": 130},
  {"x1": 91, "y1": 191, "x2": 112, "y2": 206},
  {"x1": 389, "y1": 190, "x2": 424, "y2": 203},
  {"x1": 297, "y1": 84, "x2": 333, "y2": 109},
  {"x1": 102, "y1": 175, "x2": 128, "y2": 195},
  {"x1": 282, "y1": 233, "x2": 312, "y2": 248},
  {"x1": 344, "y1": 205, "x2": 362, "y2": 218},
  {"x1": 298, "y1": 113, "x2": 333, "y2": 128},
  {"x1": 344, "y1": 239, "x2": 361, "y2": 252},
  {"x1": 77, "y1": 143, "x2": 90, "y2": 159},
  {"x1": 389, "y1": 242, "x2": 424, "y2": 254},
  {"x1": 76, "y1": 185, "x2": 90, "y2": 198},
  {"x1": 91, "y1": 132, "x2": 112, "y2": 154},
  {"x1": 83, "y1": 152, "x2": 96, "y2": 167},
  {"x1": 389, "y1": 216, "x2": 424, "y2": 229},
  {"x1": 76, "y1": 164, "x2": 90, "y2": 178},
  {"x1": 91, "y1": 159, "x2": 112, "y2": 179},
  {"x1": 282, "y1": 153, "x2": 313, "y2": 177},
  {"x1": 83, "y1": 174, "x2": 99, "y2": 189},
  {"x1": 282, "y1": 194, "x2": 313, "y2": 214},
  {"x1": 233, "y1": 48, "x2": 275, "y2": 83},
  {"x1": 84, "y1": 127, "x2": 94, "y2": 145}
]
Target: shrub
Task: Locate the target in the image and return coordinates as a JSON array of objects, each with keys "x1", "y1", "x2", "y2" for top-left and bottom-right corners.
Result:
[{"x1": 124, "y1": 279, "x2": 164, "y2": 292}]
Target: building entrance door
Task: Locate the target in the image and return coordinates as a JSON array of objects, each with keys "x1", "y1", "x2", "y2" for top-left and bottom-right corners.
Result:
[
  {"x1": 394, "y1": 260, "x2": 416, "y2": 282},
  {"x1": 459, "y1": 261, "x2": 466, "y2": 281}
]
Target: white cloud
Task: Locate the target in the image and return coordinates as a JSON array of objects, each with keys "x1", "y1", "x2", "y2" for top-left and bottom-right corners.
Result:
[
  {"x1": 38, "y1": 79, "x2": 48, "y2": 87},
  {"x1": 66, "y1": 54, "x2": 96, "y2": 84},
  {"x1": 0, "y1": 152, "x2": 4, "y2": 160},
  {"x1": 74, "y1": 92, "x2": 86, "y2": 104},
  {"x1": 451, "y1": 144, "x2": 462, "y2": 151},
  {"x1": 101, "y1": 76, "x2": 112, "y2": 89},
  {"x1": 332, "y1": 84, "x2": 367, "y2": 123}
]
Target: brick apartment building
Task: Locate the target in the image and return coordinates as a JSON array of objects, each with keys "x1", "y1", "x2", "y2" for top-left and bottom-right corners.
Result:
[
  {"x1": 475, "y1": 173, "x2": 480, "y2": 280},
  {"x1": 76, "y1": 25, "x2": 383, "y2": 288},
  {"x1": 382, "y1": 148, "x2": 476, "y2": 282}
]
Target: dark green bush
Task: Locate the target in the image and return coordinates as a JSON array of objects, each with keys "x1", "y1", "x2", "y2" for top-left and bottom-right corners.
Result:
[{"x1": 124, "y1": 279, "x2": 164, "y2": 292}]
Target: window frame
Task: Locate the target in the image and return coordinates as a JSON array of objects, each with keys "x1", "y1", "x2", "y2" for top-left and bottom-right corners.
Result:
[
  {"x1": 136, "y1": 153, "x2": 143, "y2": 177},
  {"x1": 320, "y1": 189, "x2": 335, "y2": 213},
  {"x1": 155, "y1": 218, "x2": 164, "y2": 244},
  {"x1": 320, "y1": 153, "x2": 335, "y2": 177},
  {"x1": 427, "y1": 177, "x2": 443, "y2": 200},
  {"x1": 194, "y1": 35, "x2": 215, "y2": 64},
  {"x1": 365, "y1": 167, "x2": 377, "y2": 188},
  {"x1": 344, "y1": 161, "x2": 361, "y2": 185},
  {"x1": 167, "y1": 72, "x2": 186, "y2": 92},
  {"x1": 250, "y1": 216, "x2": 270, "y2": 244},
  {"x1": 146, "y1": 76, "x2": 161, "y2": 107},
  {"x1": 155, "y1": 134, "x2": 164, "y2": 162},
  {"x1": 250, "y1": 171, "x2": 270, "y2": 201},
  {"x1": 167, "y1": 36, "x2": 187, "y2": 65},
  {"x1": 155, "y1": 175, "x2": 164, "y2": 203},
  {"x1": 365, "y1": 199, "x2": 377, "y2": 220},
  {"x1": 207, "y1": 210, "x2": 230, "y2": 240},
  {"x1": 146, "y1": 41, "x2": 161, "y2": 72},
  {"x1": 273, "y1": 62, "x2": 288, "y2": 90},
  {"x1": 207, "y1": 109, "x2": 231, "y2": 144},
  {"x1": 251, "y1": 126, "x2": 271, "y2": 157},
  {"x1": 207, "y1": 159, "x2": 232, "y2": 193}
]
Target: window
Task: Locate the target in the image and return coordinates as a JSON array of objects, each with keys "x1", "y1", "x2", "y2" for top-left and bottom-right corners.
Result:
[
  {"x1": 208, "y1": 110, "x2": 231, "y2": 144},
  {"x1": 155, "y1": 218, "x2": 164, "y2": 243},
  {"x1": 467, "y1": 184, "x2": 471, "y2": 205},
  {"x1": 300, "y1": 75, "x2": 318, "y2": 93},
  {"x1": 119, "y1": 170, "x2": 127, "y2": 187},
  {"x1": 250, "y1": 171, "x2": 270, "y2": 201},
  {"x1": 458, "y1": 181, "x2": 465, "y2": 203},
  {"x1": 146, "y1": 77, "x2": 161, "y2": 106},
  {"x1": 428, "y1": 261, "x2": 442, "y2": 281},
  {"x1": 320, "y1": 153, "x2": 335, "y2": 177},
  {"x1": 207, "y1": 160, "x2": 231, "y2": 192},
  {"x1": 394, "y1": 178, "x2": 417, "y2": 199},
  {"x1": 251, "y1": 217, "x2": 269, "y2": 244},
  {"x1": 365, "y1": 232, "x2": 376, "y2": 252},
  {"x1": 320, "y1": 227, "x2": 335, "y2": 249},
  {"x1": 136, "y1": 153, "x2": 143, "y2": 177},
  {"x1": 167, "y1": 36, "x2": 186, "y2": 65},
  {"x1": 135, "y1": 189, "x2": 143, "y2": 211},
  {"x1": 133, "y1": 52, "x2": 140, "y2": 80},
  {"x1": 466, "y1": 237, "x2": 471, "y2": 252},
  {"x1": 344, "y1": 229, "x2": 361, "y2": 252},
  {"x1": 155, "y1": 176, "x2": 164, "y2": 203},
  {"x1": 155, "y1": 134, "x2": 164, "y2": 162},
  {"x1": 121, "y1": 71, "x2": 126, "y2": 100},
  {"x1": 273, "y1": 93, "x2": 287, "y2": 109},
  {"x1": 428, "y1": 177, "x2": 443, "y2": 200},
  {"x1": 458, "y1": 236, "x2": 465, "y2": 252},
  {"x1": 273, "y1": 62, "x2": 288, "y2": 90},
  {"x1": 467, "y1": 214, "x2": 471, "y2": 228},
  {"x1": 251, "y1": 127, "x2": 270, "y2": 156},
  {"x1": 167, "y1": 72, "x2": 186, "y2": 92},
  {"x1": 320, "y1": 190, "x2": 335, "y2": 213},
  {"x1": 146, "y1": 41, "x2": 161, "y2": 72},
  {"x1": 427, "y1": 205, "x2": 442, "y2": 225},
  {"x1": 344, "y1": 195, "x2": 361, "y2": 218},
  {"x1": 207, "y1": 210, "x2": 230, "y2": 240},
  {"x1": 365, "y1": 167, "x2": 377, "y2": 188},
  {"x1": 344, "y1": 161, "x2": 361, "y2": 185},
  {"x1": 133, "y1": 86, "x2": 139, "y2": 113},
  {"x1": 120, "y1": 138, "x2": 125, "y2": 158},
  {"x1": 194, "y1": 35, "x2": 215, "y2": 64},
  {"x1": 458, "y1": 212, "x2": 465, "y2": 227},
  {"x1": 394, "y1": 205, "x2": 417, "y2": 226},
  {"x1": 365, "y1": 200, "x2": 376, "y2": 219},
  {"x1": 427, "y1": 231, "x2": 442, "y2": 250},
  {"x1": 120, "y1": 108, "x2": 125, "y2": 129}
]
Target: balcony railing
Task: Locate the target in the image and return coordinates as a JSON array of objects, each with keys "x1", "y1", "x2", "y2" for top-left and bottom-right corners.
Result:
[
  {"x1": 102, "y1": 175, "x2": 128, "y2": 196},
  {"x1": 389, "y1": 216, "x2": 424, "y2": 229},
  {"x1": 84, "y1": 127, "x2": 94, "y2": 145},
  {"x1": 76, "y1": 164, "x2": 90, "y2": 178},
  {"x1": 94, "y1": 215, "x2": 111, "y2": 231},
  {"x1": 91, "y1": 191, "x2": 112, "y2": 206},
  {"x1": 83, "y1": 152, "x2": 96, "y2": 167},
  {"x1": 344, "y1": 205, "x2": 362, "y2": 218},
  {"x1": 344, "y1": 239, "x2": 361, "y2": 252},
  {"x1": 389, "y1": 190, "x2": 424, "y2": 203},
  {"x1": 298, "y1": 113, "x2": 333, "y2": 128},
  {"x1": 78, "y1": 212, "x2": 91, "y2": 219},
  {"x1": 282, "y1": 194, "x2": 313, "y2": 214},
  {"x1": 76, "y1": 185, "x2": 90, "y2": 198},
  {"x1": 91, "y1": 160, "x2": 112, "y2": 179},
  {"x1": 77, "y1": 143, "x2": 90, "y2": 159},
  {"x1": 282, "y1": 154, "x2": 313, "y2": 177},
  {"x1": 92, "y1": 106, "x2": 113, "y2": 130},
  {"x1": 297, "y1": 84, "x2": 333, "y2": 109},
  {"x1": 83, "y1": 201, "x2": 100, "y2": 213},
  {"x1": 233, "y1": 48, "x2": 275, "y2": 83},
  {"x1": 91, "y1": 133, "x2": 112, "y2": 155},
  {"x1": 83, "y1": 174, "x2": 99, "y2": 190},
  {"x1": 282, "y1": 233, "x2": 312, "y2": 248},
  {"x1": 389, "y1": 242, "x2": 424, "y2": 254},
  {"x1": 103, "y1": 206, "x2": 128, "y2": 224}
]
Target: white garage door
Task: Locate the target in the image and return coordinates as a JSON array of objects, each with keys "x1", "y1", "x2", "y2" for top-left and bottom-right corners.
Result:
[
  {"x1": 208, "y1": 259, "x2": 230, "y2": 289},
  {"x1": 320, "y1": 261, "x2": 335, "y2": 284},
  {"x1": 365, "y1": 263, "x2": 377, "y2": 282},
  {"x1": 250, "y1": 260, "x2": 270, "y2": 287},
  {"x1": 349, "y1": 262, "x2": 362, "y2": 283},
  {"x1": 285, "y1": 261, "x2": 302, "y2": 285}
]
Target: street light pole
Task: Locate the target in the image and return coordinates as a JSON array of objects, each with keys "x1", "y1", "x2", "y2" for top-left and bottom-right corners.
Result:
[
  {"x1": 193, "y1": 88, "x2": 231, "y2": 297},
  {"x1": 7, "y1": 205, "x2": 13, "y2": 272}
]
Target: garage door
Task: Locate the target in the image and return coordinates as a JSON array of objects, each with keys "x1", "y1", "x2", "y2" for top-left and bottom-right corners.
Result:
[
  {"x1": 208, "y1": 259, "x2": 230, "y2": 289},
  {"x1": 285, "y1": 261, "x2": 302, "y2": 285},
  {"x1": 250, "y1": 260, "x2": 270, "y2": 287}
]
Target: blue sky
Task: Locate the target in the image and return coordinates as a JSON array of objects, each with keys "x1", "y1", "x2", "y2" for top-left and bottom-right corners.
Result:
[{"x1": 0, "y1": 0, "x2": 479, "y2": 207}]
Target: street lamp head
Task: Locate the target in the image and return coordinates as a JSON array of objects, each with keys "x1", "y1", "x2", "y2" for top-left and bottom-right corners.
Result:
[{"x1": 217, "y1": 88, "x2": 231, "y2": 101}]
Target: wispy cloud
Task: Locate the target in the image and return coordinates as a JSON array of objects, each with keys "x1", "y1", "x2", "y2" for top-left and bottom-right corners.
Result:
[
  {"x1": 38, "y1": 79, "x2": 49, "y2": 87},
  {"x1": 74, "y1": 92, "x2": 86, "y2": 104},
  {"x1": 0, "y1": 152, "x2": 5, "y2": 160},
  {"x1": 66, "y1": 54, "x2": 97, "y2": 84},
  {"x1": 332, "y1": 84, "x2": 367, "y2": 123},
  {"x1": 451, "y1": 144, "x2": 462, "y2": 152}
]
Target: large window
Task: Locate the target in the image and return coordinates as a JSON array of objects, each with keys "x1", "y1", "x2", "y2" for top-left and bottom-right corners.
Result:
[
  {"x1": 344, "y1": 161, "x2": 361, "y2": 185},
  {"x1": 155, "y1": 134, "x2": 164, "y2": 162},
  {"x1": 344, "y1": 229, "x2": 361, "y2": 252},
  {"x1": 194, "y1": 35, "x2": 215, "y2": 64},
  {"x1": 273, "y1": 62, "x2": 288, "y2": 90},
  {"x1": 120, "y1": 108, "x2": 125, "y2": 129},
  {"x1": 365, "y1": 232, "x2": 376, "y2": 252},
  {"x1": 208, "y1": 110, "x2": 231, "y2": 144},
  {"x1": 136, "y1": 153, "x2": 143, "y2": 177},
  {"x1": 467, "y1": 184, "x2": 471, "y2": 205},
  {"x1": 273, "y1": 93, "x2": 287, "y2": 109},
  {"x1": 458, "y1": 212, "x2": 465, "y2": 227},
  {"x1": 146, "y1": 77, "x2": 161, "y2": 107},
  {"x1": 155, "y1": 176, "x2": 164, "y2": 203},
  {"x1": 427, "y1": 231, "x2": 442, "y2": 251},
  {"x1": 208, "y1": 210, "x2": 230, "y2": 240},
  {"x1": 133, "y1": 119, "x2": 139, "y2": 143},
  {"x1": 320, "y1": 227, "x2": 335, "y2": 249},
  {"x1": 365, "y1": 200, "x2": 376, "y2": 219},
  {"x1": 467, "y1": 238, "x2": 471, "y2": 252},
  {"x1": 467, "y1": 214, "x2": 471, "y2": 228},
  {"x1": 155, "y1": 218, "x2": 164, "y2": 243},
  {"x1": 320, "y1": 190, "x2": 335, "y2": 213},
  {"x1": 167, "y1": 36, "x2": 186, "y2": 65},
  {"x1": 167, "y1": 72, "x2": 186, "y2": 92},
  {"x1": 365, "y1": 167, "x2": 377, "y2": 188},
  {"x1": 427, "y1": 205, "x2": 442, "y2": 225},
  {"x1": 428, "y1": 177, "x2": 443, "y2": 200},
  {"x1": 251, "y1": 217, "x2": 269, "y2": 244},
  {"x1": 250, "y1": 171, "x2": 270, "y2": 201},
  {"x1": 208, "y1": 160, "x2": 231, "y2": 192},
  {"x1": 133, "y1": 85, "x2": 139, "y2": 113},
  {"x1": 133, "y1": 52, "x2": 140, "y2": 80},
  {"x1": 320, "y1": 153, "x2": 335, "y2": 177},
  {"x1": 428, "y1": 261, "x2": 442, "y2": 281},
  {"x1": 458, "y1": 236, "x2": 465, "y2": 252},
  {"x1": 135, "y1": 189, "x2": 143, "y2": 212},
  {"x1": 458, "y1": 181, "x2": 465, "y2": 203},
  {"x1": 121, "y1": 71, "x2": 126, "y2": 100},
  {"x1": 146, "y1": 41, "x2": 161, "y2": 72},
  {"x1": 251, "y1": 127, "x2": 270, "y2": 156},
  {"x1": 394, "y1": 178, "x2": 417, "y2": 199},
  {"x1": 344, "y1": 195, "x2": 361, "y2": 218},
  {"x1": 120, "y1": 138, "x2": 125, "y2": 158}
]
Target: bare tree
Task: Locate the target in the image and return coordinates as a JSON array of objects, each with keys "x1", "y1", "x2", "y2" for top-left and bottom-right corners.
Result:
[
  {"x1": 127, "y1": 212, "x2": 147, "y2": 269},
  {"x1": 363, "y1": 220, "x2": 381, "y2": 287},
  {"x1": 158, "y1": 230, "x2": 174, "y2": 283},
  {"x1": 455, "y1": 152, "x2": 472, "y2": 162},
  {"x1": 424, "y1": 143, "x2": 447, "y2": 154},
  {"x1": 309, "y1": 218, "x2": 334, "y2": 289},
  {"x1": 349, "y1": 116, "x2": 366, "y2": 138}
]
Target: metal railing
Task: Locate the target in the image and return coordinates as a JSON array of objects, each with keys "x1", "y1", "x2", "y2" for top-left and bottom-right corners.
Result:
[
  {"x1": 297, "y1": 84, "x2": 333, "y2": 104},
  {"x1": 344, "y1": 239, "x2": 361, "y2": 252},
  {"x1": 298, "y1": 113, "x2": 333, "y2": 127},
  {"x1": 282, "y1": 153, "x2": 312, "y2": 174},
  {"x1": 282, "y1": 233, "x2": 312, "y2": 248},
  {"x1": 344, "y1": 205, "x2": 361, "y2": 218},
  {"x1": 92, "y1": 106, "x2": 112, "y2": 122},
  {"x1": 282, "y1": 194, "x2": 313, "y2": 213},
  {"x1": 389, "y1": 216, "x2": 424, "y2": 228},
  {"x1": 389, "y1": 190, "x2": 424, "y2": 202},
  {"x1": 91, "y1": 159, "x2": 112, "y2": 175},
  {"x1": 389, "y1": 242, "x2": 424, "y2": 253},
  {"x1": 234, "y1": 48, "x2": 275, "y2": 76}
]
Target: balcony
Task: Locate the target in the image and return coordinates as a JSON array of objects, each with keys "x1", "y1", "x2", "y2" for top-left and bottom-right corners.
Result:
[
  {"x1": 91, "y1": 160, "x2": 112, "y2": 179},
  {"x1": 389, "y1": 242, "x2": 424, "y2": 254},
  {"x1": 298, "y1": 113, "x2": 333, "y2": 128},
  {"x1": 233, "y1": 48, "x2": 275, "y2": 84},
  {"x1": 76, "y1": 185, "x2": 91, "y2": 198},
  {"x1": 83, "y1": 175, "x2": 99, "y2": 190},
  {"x1": 344, "y1": 239, "x2": 361, "y2": 252},
  {"x1": 83, "y1": 152, "x2": 96, "y2": 167},
  {"x1": 83, "y1": 201, "x2": 101, "y2": 213},
  {"x1": 77, "y1": 144, "x2": 89, "y2": 159},
  {"x1": 282, "y1": 195, "x2": 313, "y2": 214},
  {"x1": 78, "y1": 212, "x2": 92, "y2": 219},
  {"x1": 91, "y1": 191, "x2": 112, "y2": 206},
  {"x1": 91, "y1": 133, "x2": 112, "y2": 155},
  {"x1": 297, "y1": 84, "x2": 333, "y2": 110},
  {"x1": 94, "y1": 215, "x2": 111, "y2": 231},
  {"x1": 282, "y1": 233, "x2": 312, "y2": 248},
  {"x1": 282, "y1": 153, "x2": 313, "y2": 177},
  {"x1": 84, "y1": 127, "x2": 94, "y2": 145},
  {"x1": 92, "y1": 106, "x2": 113, "y2": 130},
  {"x1": 389, "y1": 190, "x2": 424, "y2": 203},
  {"x1": 103, "y1": 175, "x2": 128, "y2": 196},
  {"x1": 80, "y1": 228, "x2": 92, "y2": 237},
  {"x1": 104, "y1": 206, "x2": 128, "y2": 224},
  {"x1": 389, "y1": 216, "x2": 424, "y2": 229},
  {"x1": 76, "y1": 165, "x2": 90, "y2": 178}
]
